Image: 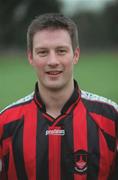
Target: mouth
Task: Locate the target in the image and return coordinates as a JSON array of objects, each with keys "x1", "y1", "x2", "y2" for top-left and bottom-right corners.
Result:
[{"x1": 46, "y1": 71, "x2": 63, "y2": 75}]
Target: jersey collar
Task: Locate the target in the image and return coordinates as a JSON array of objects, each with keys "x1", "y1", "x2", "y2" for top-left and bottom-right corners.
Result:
[{"x1": 34, "y1": 80, "x2": 81, "y2": 114}]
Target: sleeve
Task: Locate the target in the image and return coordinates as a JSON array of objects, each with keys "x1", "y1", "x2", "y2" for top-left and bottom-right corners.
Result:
[
  {"x1": 113, "y1": 115, "x2": 118, "y2": 179},
  {"x1": 0, "y1": 114, "x2": 7, "y2": 180}
]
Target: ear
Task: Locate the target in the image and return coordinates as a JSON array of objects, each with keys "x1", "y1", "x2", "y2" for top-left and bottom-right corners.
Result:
[
  {"x1": 27, "y1": 50, "x2": 34, "y2": 65},
  {"x1": 73, "y1": 48, "x2": 80, "y2": 64}
]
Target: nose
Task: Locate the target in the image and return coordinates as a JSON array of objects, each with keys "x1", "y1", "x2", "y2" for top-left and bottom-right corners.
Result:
[{"x1": 47, "y1": 51, "x2": 59, "y2": 66}]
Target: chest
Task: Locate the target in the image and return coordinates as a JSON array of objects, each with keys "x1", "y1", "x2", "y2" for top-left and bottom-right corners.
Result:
[{"x1": 2, "y1": 111, "x2": 116, "y2": 179}]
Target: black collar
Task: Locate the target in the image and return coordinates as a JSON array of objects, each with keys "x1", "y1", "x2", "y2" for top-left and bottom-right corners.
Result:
[{"x1": 34, "y1": 80, "x2": 81, "y2": 114}]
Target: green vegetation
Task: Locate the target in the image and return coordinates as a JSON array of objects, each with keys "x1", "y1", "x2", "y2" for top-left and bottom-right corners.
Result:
[{"x1": 0, "y1": 51, "x2": 118, "y2": 110}]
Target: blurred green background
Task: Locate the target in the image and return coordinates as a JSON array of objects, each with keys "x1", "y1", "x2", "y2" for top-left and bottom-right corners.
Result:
[
  {"x1": 0, "y1": 50, "x2": 118, "y2": 110},
  {"x1": 0, "y1": 0, "x2": 118, "y2": 110}
]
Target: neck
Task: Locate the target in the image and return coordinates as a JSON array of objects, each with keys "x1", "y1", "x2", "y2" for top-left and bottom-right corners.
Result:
[{"x1": 38, "y1": 81, "x2": 74, "y2": 118}]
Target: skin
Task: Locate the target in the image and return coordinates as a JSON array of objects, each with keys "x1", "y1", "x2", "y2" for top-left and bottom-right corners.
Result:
[{"x1": 28, "y1": 29, "x2": 80, "y2": 117}]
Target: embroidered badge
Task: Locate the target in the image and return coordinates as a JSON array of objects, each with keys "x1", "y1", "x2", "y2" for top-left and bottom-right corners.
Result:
[{"x1": 74, "y1": 149, "x2": 88, "y2": 174}]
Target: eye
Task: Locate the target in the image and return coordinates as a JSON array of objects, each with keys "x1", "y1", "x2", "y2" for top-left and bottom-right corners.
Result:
[
  {"x1": 36, "y1": 50, "x2": 48, "y2": 57},
  {"x1": 57, "y1": 49, "x2": 67, "y2": 55}
]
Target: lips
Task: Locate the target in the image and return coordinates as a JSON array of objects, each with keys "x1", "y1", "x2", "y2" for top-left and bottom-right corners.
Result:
[{"x1": 46, "y1": 71, "x2": 62, "y2": 75}]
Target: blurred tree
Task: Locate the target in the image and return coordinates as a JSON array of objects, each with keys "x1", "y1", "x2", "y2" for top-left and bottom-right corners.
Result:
[
  {"x1": 71, "y1": 0, "x2": 118, "y2": 50},
  {"x1": 104, "y1": 0, "x2": 118, "y2": 47},
  {"x1": 72, "y1": 12, "x2": 107, "y2": 50},
  {"x1": 0, "y1": 0, "x2": 61, "y2": 48},
  {"x1": 72, "y1": 12, "x2": 99, "y2": 49}
]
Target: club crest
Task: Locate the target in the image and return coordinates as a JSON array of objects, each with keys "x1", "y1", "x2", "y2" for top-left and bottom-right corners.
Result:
[{"x1": 74, "y1": 149, "x2": 88, "y2": 174}]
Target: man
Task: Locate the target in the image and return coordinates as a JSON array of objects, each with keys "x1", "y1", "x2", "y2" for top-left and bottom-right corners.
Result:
[{"x1": 0, "y1": 13, "x2": 118, "y2": 180}]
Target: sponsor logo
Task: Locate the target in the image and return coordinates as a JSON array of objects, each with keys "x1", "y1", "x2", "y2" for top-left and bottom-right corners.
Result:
[
  {"x1": 45, "y1": 129, "x2": 65, "y2": 136},
  {"x1": 74, "y1": 150, "x2": 88, "y2": 174}
]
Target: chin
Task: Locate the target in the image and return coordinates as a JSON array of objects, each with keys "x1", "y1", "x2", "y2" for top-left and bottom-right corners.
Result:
[
  {"x1": 45, "y1": 82, "x2": 65, "y2": 91},
  {"x1": 48, "y1": 85, "x2": 63, "y2": 91}
]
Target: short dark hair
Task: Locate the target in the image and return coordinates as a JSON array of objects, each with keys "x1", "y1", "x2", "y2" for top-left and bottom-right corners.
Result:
[{"x1": 27, "y1": 13, "x2": 79, "y2": 53}]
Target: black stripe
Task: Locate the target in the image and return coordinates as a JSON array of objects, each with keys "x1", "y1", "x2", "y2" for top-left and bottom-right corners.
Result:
[
  {"x1": 61, "y1": 81, "x2": 79, "y2": 114},
  {"x1": 36, "y1": 110, "x2": 49, "y2": 180},
  {"x1": 87, "y1": 114, "x2": 100, "y2": 180},
  {"x1": 61, "y1": 112, "x2": 74, "y2": 180},
  {"x1": 101, "y1": 130, "x2": 116, "y2": 151},
  {"x1": 2, "y1": 119, "x2": 22, "y2": 140},
  {"x1": 83, "y1": 99, "x2": 117, "y2": 121},
  {"x1": 12, "y1": 117, "x2": 28, "y2": 180},
  {"x1": 34, "y1": 83, "x2": 46, "y2": 111},
  {"x1": 3, "y1": 153, "x2": 9, "y2": 179},
  {"x1": 111, "y1": 152, "x2": 118, "y2": 179}
]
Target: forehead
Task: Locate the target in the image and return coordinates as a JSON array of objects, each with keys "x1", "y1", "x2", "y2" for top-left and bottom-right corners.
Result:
[{"x1": 33, "y1": 29, "x2": 72, "y2": 48}]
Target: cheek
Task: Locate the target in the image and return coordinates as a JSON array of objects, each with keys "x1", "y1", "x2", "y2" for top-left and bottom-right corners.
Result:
[
  {"x1": 64, "y1": 57, "x2": 74, "y2": 69},
  {"x1": 64, "y1": 58, "x2": 74, "y2": 76},
  {"x1": 33, "y1": 60, "x2": 45, "y2": 69}
]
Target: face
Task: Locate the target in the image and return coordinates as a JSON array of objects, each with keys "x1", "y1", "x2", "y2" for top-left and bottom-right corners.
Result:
[{"x1": 28, "y1": 29, "x2": 80, "y2": 91}]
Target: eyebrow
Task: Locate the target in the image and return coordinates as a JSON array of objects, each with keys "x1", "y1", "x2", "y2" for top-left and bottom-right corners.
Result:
[
  {"x1": 34, "y1": 45, "x2": 69, "y2": 50},
  {"x1": 56, "y1": 46, "x2": 69, "y2": 49},
  {"x1": 35, "y1": 47, "x2": 47, "y2": 50}
]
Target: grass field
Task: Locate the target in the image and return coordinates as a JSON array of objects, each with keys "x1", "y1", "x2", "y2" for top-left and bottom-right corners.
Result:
[{"x1": 0, "y1": 50, "x2": 118, "y2": 110}]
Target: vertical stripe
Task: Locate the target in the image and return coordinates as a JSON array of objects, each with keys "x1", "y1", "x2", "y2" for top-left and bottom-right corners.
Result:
[
  {"x1": 87, "y1": 115, "x2": 99, "y2": 180},
  {"x1": 3, "y1": 154, "x2": 9, "y2": 179},
  {"x1": 23, "y1": 102, "x2": 37, "y2": 180},
  {"x1": 36, "y1": 111, "x2": 49, "y2": 180},
  {"x1": 49, "y1": 126, "x2": 61, "y2": 180},
  {"x1": 12, "y1": 118, "x2": 28, "y2": 180},
  {"x1": 90, "y1": 113, "x2": 115, "y2": 137},
  {"x1": 98, "y1": 130, "x2": 115, "y2": 180},
  {"x1": 73, "y1": 100, "x2": 87, "y2": 180},
  {"x1": 61, "y1": 113, "x2": 74, "y2": 180},
  {"x1": 8, "y1": 142, "x2": 18, "y2": 180}
]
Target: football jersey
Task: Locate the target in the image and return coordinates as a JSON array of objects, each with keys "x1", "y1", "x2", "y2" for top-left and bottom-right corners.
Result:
[{"x1": 0, "y1": 81, "x2": 118, "y2": 180}]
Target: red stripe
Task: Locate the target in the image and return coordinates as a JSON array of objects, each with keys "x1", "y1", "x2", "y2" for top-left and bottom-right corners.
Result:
[
  {"x1": 0, "y1": 103, "x2": 32, "y2": 125},
  {"x1": 1, "y1": 137, "x2": 17, "y2": 179},
  {"x1": 49, "y1": 126, "x2": 61, "y2": 180},
  {"x1": 2, "y1": 138, "x2": 18, "y2": 179},
  {"x1": 8, "y1": 141, "x2": 18, "y2": 180},
  {"x1": 98, "y1": 129, "x2": 115, "y2": 180},
  {"x1": 73, "y1": 100, "x2": 87, "y2": 180},
  {"x1": 23, "y1": 101, "x2": 37, "y2": 180},
  {"x1": 90, "y1": 113, "x2": 115, "y2": 136},
  {"x1": 2, "y1": 138, "x2": 11, "y2": 156}
]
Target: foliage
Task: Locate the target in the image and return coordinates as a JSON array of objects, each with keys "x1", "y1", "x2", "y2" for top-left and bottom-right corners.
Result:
[
  {"x1": 0, "y1": 0, "x2": 61, "y2": 48},
  {"x1": 71, "y1": 1, "x2": 118, "y2": 49},
  {"x1": 0, "y1": 0, "x2": 118, "y2": 49}
]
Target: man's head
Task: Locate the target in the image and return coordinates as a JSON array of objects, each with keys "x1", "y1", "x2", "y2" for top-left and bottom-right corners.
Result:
[
  {"x1": 27, "y1": 13, "x2": 79, "y2": 54},
  {"x1": 27, "y1": 13, "x2": 80, "y2": 93}
]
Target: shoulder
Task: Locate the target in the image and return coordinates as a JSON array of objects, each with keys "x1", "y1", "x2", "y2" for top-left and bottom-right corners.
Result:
[
  {"x1": 0, "y1": 92, "x2": 34, "y2": 130},
  {"x1": 81, "y1": 90, "x2": 118, "y2": 119},
  {"x1": 0, "y1": 92, "x2": 34, "y2": 115},
  {"x1": 81, "y1": 90, "x2": 118, "y2": 111}
]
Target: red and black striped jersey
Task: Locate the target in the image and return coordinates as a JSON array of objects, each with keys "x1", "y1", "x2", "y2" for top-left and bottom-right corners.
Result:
[{"x1": 0, "y1": 80, "x2": 118, "y2": 180}]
